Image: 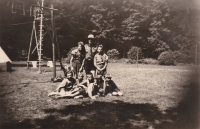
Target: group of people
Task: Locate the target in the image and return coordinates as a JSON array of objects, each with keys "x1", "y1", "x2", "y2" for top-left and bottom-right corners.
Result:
[{"x1": 48, "y1": 34, "x2": 122, "y2": 99}]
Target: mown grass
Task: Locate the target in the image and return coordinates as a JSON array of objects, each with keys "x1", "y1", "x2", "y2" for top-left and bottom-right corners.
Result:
[{"x1": 0, "y1": 63, "x2": 199, "y2": 129}]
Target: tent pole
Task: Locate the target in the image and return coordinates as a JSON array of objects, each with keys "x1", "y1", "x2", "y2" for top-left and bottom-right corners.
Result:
[
  {"x1": 27, "y1": 21, "x2": 34, "y2": 69},
  {"x1": 51, "y1": 4, "x2": 56, "y2": 78}
]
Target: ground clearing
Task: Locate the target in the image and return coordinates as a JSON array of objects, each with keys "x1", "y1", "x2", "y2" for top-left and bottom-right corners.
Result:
[{"x1": 0, "y1": 63, "x2": 199, "y2": 129}]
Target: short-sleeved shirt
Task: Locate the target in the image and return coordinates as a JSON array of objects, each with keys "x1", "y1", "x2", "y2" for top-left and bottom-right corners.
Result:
[
  {"x1": 71, "y1": 49, "x2": 85, "y2": 63},
  {"x1": 94, "y1": 53, "x2": 108, "y2": 65},
  {"x1": 85, "y1": 44, "x2": 97, "y2": 60}
]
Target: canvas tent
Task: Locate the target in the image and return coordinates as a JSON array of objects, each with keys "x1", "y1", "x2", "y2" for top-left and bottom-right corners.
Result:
[{"x1": 0, "y1": 46, "x2": 12, "y2": 72}]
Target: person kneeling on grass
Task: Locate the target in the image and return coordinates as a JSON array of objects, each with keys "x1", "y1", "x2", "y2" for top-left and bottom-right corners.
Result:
[
  {"x1": 104, "y1": 73, "x2": 123, "y2": 96},
  {"x1": 48, "y1": 71, "x2": 76, "y2": 97}
]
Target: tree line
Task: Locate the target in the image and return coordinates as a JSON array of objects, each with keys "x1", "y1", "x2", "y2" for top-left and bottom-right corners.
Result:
[{"x1": 0, "y1": 0, "x2": 199, "y2": 64}]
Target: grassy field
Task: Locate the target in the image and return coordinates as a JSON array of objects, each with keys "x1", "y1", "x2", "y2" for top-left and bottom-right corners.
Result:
[{"x1": 0, "y1": 63, "x2": 199, "y2": 129}]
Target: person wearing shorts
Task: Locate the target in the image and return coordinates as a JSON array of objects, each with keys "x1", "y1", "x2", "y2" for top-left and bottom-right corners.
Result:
[
  {"x1": 80, "y1": 34, "x2": 97, "y2": 77},
  {"x1": 94, "y1": 44, "x2": 108, "y2": 77},
  {"x1": 70, "y1": 41, "x2": 86, "y2": 79},
  {"x1": 48, "y1": 72, "x2": 76, "y2": 97}
]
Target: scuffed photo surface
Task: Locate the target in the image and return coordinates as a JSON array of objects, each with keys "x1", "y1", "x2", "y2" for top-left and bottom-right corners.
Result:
[{"x1": 0, "y1": 0, "x2": 199, "y2": 129}]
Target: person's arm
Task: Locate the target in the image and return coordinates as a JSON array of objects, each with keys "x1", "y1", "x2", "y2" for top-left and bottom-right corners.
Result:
[
  {"x1": 70, "y1": 50, "x2": 77, "y2": 70},
  {"x1": 100, "y1": 54, "x2": 108, "y2": 71},
  {"x1": 70, "y1": 56, "x2": 74, "y2": 71},
  {"x1": 78, "y1": 84, "x2": 87, "y2": 89},
  {"x1": 78, "y1": 80, "x2": 87, "y2": 86},
  {"x1": 77, "y1": 80, "x2": 87, "y2": 89},
  {"x1": 56, "y1": 79, "x2": 68, "y2": 91},
  {"x1": 100, "y1": 61, "x2": 108, "y2": 71},
  {"x1": 79, "y1": 58, "x2": 85, "y2": 72},
  {"x1": 102, "y1": 80, "x2": 106, "y2": 95},
  {"x1": 87, "y1": 83, "x2": 96, "y2": 99},
  {"x1": 94, "y1": 55, "x2": 101, "y2": 70}
]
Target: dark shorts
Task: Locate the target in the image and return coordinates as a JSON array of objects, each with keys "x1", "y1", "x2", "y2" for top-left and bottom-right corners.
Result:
[
  {"x1": 96, "y1": 68, "x2": 107, "y2": 77},
  {"x1": 92, "y1": 85, "x2": 99, "y2": 95},
  {"x1": 84, "y1": 58, "x2": 96, "y2": 74},
  {"x1": 96, "y1": 64, "x2": 107, "y2": 76}
]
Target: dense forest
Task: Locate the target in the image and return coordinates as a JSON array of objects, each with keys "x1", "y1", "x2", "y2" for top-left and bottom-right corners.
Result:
[{"x1": 0, "y1": 0, "x2": 199, "y2": 64}]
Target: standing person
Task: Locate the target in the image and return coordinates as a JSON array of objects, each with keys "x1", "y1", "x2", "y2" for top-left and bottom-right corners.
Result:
[
  {"x1": 94, "y1": 44, "x2": 108, "y2": 77},
  {"x1": 70, "y1": 41, "x2": 86, "y2": 79},
  {"x1": 80, "y1": 34, "x2": 97, "y2": 77}
]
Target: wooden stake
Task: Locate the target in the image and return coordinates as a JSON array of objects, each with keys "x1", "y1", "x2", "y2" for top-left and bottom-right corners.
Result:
[
  {"x1": 30, "y1": 6, "x2": 32, "y2": 16},
  {"x1": 136, "y1": 48, "x2": 138, "y2": 68},
  {"x1": 195, "y1": 43, "x2": 198, "y2": 66},
  {"x1": 51, "y1": 4, "x2": 56, "y2": 78},
  {"x1": 27, "y1": 21, "x2": 34, "y2": 69},
  {"x1": 55, "y1": 33, "x2": 66, "y2": 76},
  {"x1": 12, "y1": 2, "x2": 16, "y2": 13},
  {"x1": 22, "y1": 4, "x2": 25, "y2": 15}
]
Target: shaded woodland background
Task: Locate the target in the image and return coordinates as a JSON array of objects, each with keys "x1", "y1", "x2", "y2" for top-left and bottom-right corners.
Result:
[{"x1": 0, "y1": 0, "x2": 200, "y2": 64}]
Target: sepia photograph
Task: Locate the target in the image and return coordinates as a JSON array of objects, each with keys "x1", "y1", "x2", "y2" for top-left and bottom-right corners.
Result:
[{"x1": 0, "y1": 0, "x2": 199, "y2": 129}]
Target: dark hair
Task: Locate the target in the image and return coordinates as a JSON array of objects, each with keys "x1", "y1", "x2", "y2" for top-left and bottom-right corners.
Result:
[
  {"x1": 78, "y1": 41, "x2": 84, "y2": 46},
  {"x1": 86, "y1": 73, "x2": 93, "y2": 77},
  {"x1": 97, "y1": 44, "x2": 103, "y2": 48},
  {"x1": 77, "y1": 41, "x2": 86, "y2": 59}
]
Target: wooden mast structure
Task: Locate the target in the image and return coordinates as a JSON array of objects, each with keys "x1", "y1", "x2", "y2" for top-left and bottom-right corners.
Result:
[
  {"x1": 26, "y1": 0, "x2": 57, "y2": 77},
  {"x1": 51, "y1": 4, "x2": 56, "y2": 77},
  {"x1": 38, "y1": 0, "x2": 44, "y2": 73}
]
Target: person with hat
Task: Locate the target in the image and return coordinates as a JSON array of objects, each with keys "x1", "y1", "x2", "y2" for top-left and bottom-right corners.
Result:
[
  {"x1": 79, "y1": 34, "x2": 97, "y2": 77},
  {"x1": 70, "y1": 41, "x2": 86, "y2": 79}
]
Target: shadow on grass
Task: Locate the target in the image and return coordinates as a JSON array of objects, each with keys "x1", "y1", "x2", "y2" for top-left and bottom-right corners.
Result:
[
  {"x1": 1, "y1": 97, "x2": 199, "y2": 129},
  {"x1": 0, "y1": 72, "x2": 199, "y2": 129},
  {"x1": 1, "y1": 101, "x2": 164, "y2": 129},
  {"x1": 159, "y1": 73, "x2": 200, "y2": 129}
]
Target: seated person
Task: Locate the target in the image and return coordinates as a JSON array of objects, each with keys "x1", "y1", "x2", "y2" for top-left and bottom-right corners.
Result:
[
  {"x1": 56, "y1": 73, "x2": 95, "y2": 99},
  {"x1": 65, "y1": 72, "x2": 87, "y2": 99},
  {"x1": 79, "y1": 74, "x2": 98, "y2": 99},
  {"x1": 104, "y1": 73, "x2": 123, "y2": 96},
  {"x1": 94, "y1": 75, "x2": 105, "y2": 96},
  {"x1": 76, "y1": 72, "x2": 84, "y2": 84},
  {"x1": 87, "y1": 78, "x2": 99, "y2": 99},
  {"x1": 48, "y1": 71, "x2": 76, "y2": 97}
]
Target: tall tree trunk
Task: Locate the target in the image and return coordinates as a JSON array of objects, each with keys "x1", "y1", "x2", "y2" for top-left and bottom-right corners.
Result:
[{"x1": 55, "y1": 33, "x2": 67, "y2": 76}]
